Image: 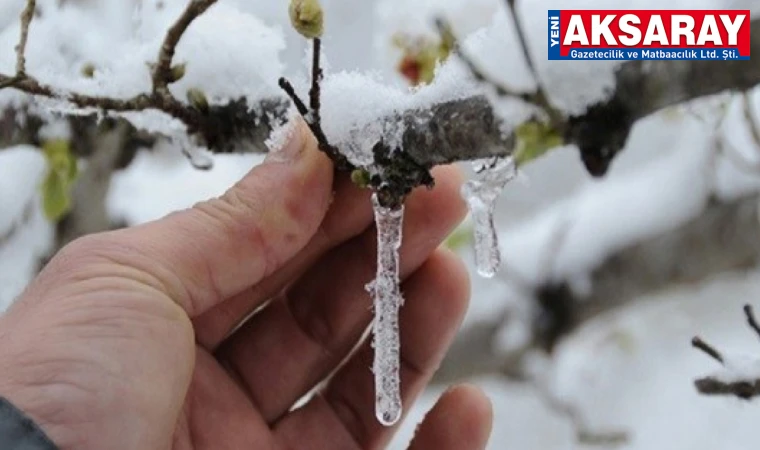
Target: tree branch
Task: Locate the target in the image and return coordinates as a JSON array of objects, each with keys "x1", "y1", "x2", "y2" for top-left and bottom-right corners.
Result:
[
  {"x1": 0, "y1": 0, "x2": 279, "y2": 154},
  {"x1": 152, "y1": 0, "x2": 217, "y2": 96},
  {"x1": 16, "y1": 0, "x2": 36, "y2": 76},
  {"x1": 692, "y1": 304, "x2": 760, "y2": 400},
  {"x1": 436, "y1": 191, "x2": 760, "y2": 381},
  {"x1": 533, "y1": 194, "x2": 760, "y2": 351},
  {"x1": 1, "y1": 5, "x2": 759, "y2": 197}
]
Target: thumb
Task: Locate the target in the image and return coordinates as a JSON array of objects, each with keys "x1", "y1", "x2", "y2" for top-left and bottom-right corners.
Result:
[{"x1": 81, "y1": 119, "x2": 334, "y2": 317}]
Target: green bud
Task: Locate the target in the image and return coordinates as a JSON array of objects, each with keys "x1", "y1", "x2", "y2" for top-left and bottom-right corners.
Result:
[
  {"x1": 81, "y1": 62, "x2": 95, "y2": 78},
  {"x1": 289, "y1": 0, "x2": 324, "y2": 39},
  {"x1": 350, "y1": 168, "x2": 371, "y2": 188},
  {"x1": 186, "y1": 88, "x2": 209, "y2": 113},
  {"x1": 169, "y1": 63, "x2": 186, "y2": 83}
]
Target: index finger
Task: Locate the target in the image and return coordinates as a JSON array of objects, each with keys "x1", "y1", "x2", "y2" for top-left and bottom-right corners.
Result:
[{"x1": 66, "y1": 120, "x2": 334, "y2": 318}]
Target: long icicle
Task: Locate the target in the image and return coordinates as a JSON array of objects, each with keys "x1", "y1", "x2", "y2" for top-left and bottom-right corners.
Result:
[{"x1": 367, "y1": 193, "x2": 405, "y2": 426}]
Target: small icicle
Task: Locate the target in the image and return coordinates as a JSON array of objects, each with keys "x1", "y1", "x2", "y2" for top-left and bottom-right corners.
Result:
[
  {"x1": 174, "y1": 134, "x2": 214, "y2": 170},
  {"x1": 461, "y1": 157, "x2": 516, "y2": 278},
  {"x1": 366, "y1": 193, "x2": 405, "y2": 426}
]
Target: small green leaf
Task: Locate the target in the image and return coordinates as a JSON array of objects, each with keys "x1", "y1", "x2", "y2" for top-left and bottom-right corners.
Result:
[
  {"x1": 41, "y1": 170, "x2": 71, "y2": 221},
  {"x1": 39, "y1": 139, "x2": 78, "y2": 221},
  {"x1": 513, "y1": 121, "x2": 564, "y2": 166}
]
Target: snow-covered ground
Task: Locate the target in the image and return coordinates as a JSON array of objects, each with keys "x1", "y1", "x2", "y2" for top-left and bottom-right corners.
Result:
[{"x1": 2, "y1": 0, "x2": 760, "y2": 448}]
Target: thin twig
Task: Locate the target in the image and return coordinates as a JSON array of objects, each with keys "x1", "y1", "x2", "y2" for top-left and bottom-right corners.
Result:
[
  {"x1": 434, "y1": 18, "x2": 531, "y2": 102},
  {"x1": 0, "y1": 0, "x2": 218, "y2": 145},
  {"x1": 15, "y1": 0, "x2": 36, "y2": 76},
  {"x1": 692, "y1": 305, "x2": 760, "y2": 400},
  {"x1": 691, "y1": 336, "x2": 724, "y2": 363},
  {"x1": 309, "y1": 38, "x2": 323, "y2": 124},
  {"x1": 0, "y1": 76, "x2": 20, "y2": 90},
  {"x1": 278, "y1": 37, "x2": 353, "y2": 171},
  {"x1": 504, "y1": 0, "x2": 536, "y2": 89},
  {"x1": 434, "y1": 17, "x2": 563, "y2": 129},
  {"x1": 278, "y1": 78, "x2": 308, "y2": 116},
  {"x1": 0, "y1": 74, "x2": 193, "y2": 122},
  {"x1": 744, "y1": 304, "x2": 760, "y2": 340},
  {"x1": 153, "y1": 0, "x2": 217, "y2": 96},
  {"x1": 503, "y1": 0, "x2": 563, "y2": 127}
]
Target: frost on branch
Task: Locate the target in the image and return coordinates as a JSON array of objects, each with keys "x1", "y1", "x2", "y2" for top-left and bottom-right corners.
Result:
[
  {"x1": 461, "y1": 156, "x2": 516, "y2": 278},
  {"x1": 366, "y1": 193, "x2": 405, "y2": 426}
]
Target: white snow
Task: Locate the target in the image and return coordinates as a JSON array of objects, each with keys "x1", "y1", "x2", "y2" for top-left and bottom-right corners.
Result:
[
  {"x1": 0, "y1": 146, "x2": 53, "y2": 310},
  {"x1": 0, "y1": 0, "x2": 286, "y2": 137},
  {"x1": 318, "y1": 61, "x2": 481, "y2": 167},
  {"x1": 107, "y1": 141, "x2": 266, "y2": 225},
  {"x1": 709, "y1": 352, "x2": 760, "y2": 384}
]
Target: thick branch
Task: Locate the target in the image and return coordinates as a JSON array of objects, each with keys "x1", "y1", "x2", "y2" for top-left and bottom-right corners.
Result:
[
  {"x1": 534, "y1": 195, "x2": 760, "y2": 351},
  {"x1": 1, "y1": 9, "x2": 759, "y2": 185},
  {"x1": 54, "y1": 120, "x2": 130, "y2": 251},
  {"x1": 435, "y1": 193, "x2": 760, "y2": 381},
  {"x1": 567, "y1": 30, "x2": 760, "y2": 175},
  {"x1": 0, "y1": 74, "x2": 285, "y2": 152}
]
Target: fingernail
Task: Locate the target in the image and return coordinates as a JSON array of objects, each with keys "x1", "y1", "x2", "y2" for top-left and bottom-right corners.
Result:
[{"x1": 266, "y1": 119, "x2": 304, "y2": 163}]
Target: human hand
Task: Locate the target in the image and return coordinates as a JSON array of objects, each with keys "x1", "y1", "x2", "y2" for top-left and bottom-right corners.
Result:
[{"x1": 0, "y1": 121, "x2": 492, "y2": 450}]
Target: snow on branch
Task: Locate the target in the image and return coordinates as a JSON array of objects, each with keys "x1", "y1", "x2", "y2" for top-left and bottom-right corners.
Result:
[
  {"x1": 0, "y1": 0, "x2": 285, "y2": 155},
  {"x1": 14, "y1": 0, "x2": 35, "y2": 77},
  {"x1": 692, "y1": 305, "x2": 760, "y2": 400},
  {"x1": 1, "y1": 1, "x2": 759, "y2": 193},
  {"x1": 152, "y1": 0, "x2": 218, "y2": 97},
  {"x1": 436, "y1": 192, "x2": 760, "y2": 382}
]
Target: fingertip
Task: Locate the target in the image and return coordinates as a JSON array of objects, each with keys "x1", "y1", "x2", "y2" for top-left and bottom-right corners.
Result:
[
  {"x1": 445, "y1": 384, "x2": 494, "y2": 440},
  {"x1": 409, "y1": 383, "x2": 493, "y2": 450},
  {"x1": 417, "y1": 249, "x2": 471, "y2": 330}
]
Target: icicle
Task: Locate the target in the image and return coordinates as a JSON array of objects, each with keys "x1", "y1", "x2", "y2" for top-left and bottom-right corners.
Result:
[
  {"x1": 366, "y1": 193, "x2": 405, "y2": 426},
  {"x1": 461, "y1": 157, "x2": 516, "y2": 278}
]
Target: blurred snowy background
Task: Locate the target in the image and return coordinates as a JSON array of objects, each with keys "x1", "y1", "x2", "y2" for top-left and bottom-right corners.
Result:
[{"x1": 2, "y1": 0, "x2": 760, "y2": 448}]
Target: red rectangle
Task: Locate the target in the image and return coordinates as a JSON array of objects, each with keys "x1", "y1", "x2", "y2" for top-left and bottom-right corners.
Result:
[{"x1": 558, "y1": 10, "x2": 751, "y2": 57}]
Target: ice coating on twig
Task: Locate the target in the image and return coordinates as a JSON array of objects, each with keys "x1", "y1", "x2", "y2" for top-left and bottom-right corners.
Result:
[
  {"x1": 461, "y1": 157, "x2": 516, "y2": 277},
  {"x1": 366, "y1": 193, "x2": 405, "y2": 426}
]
